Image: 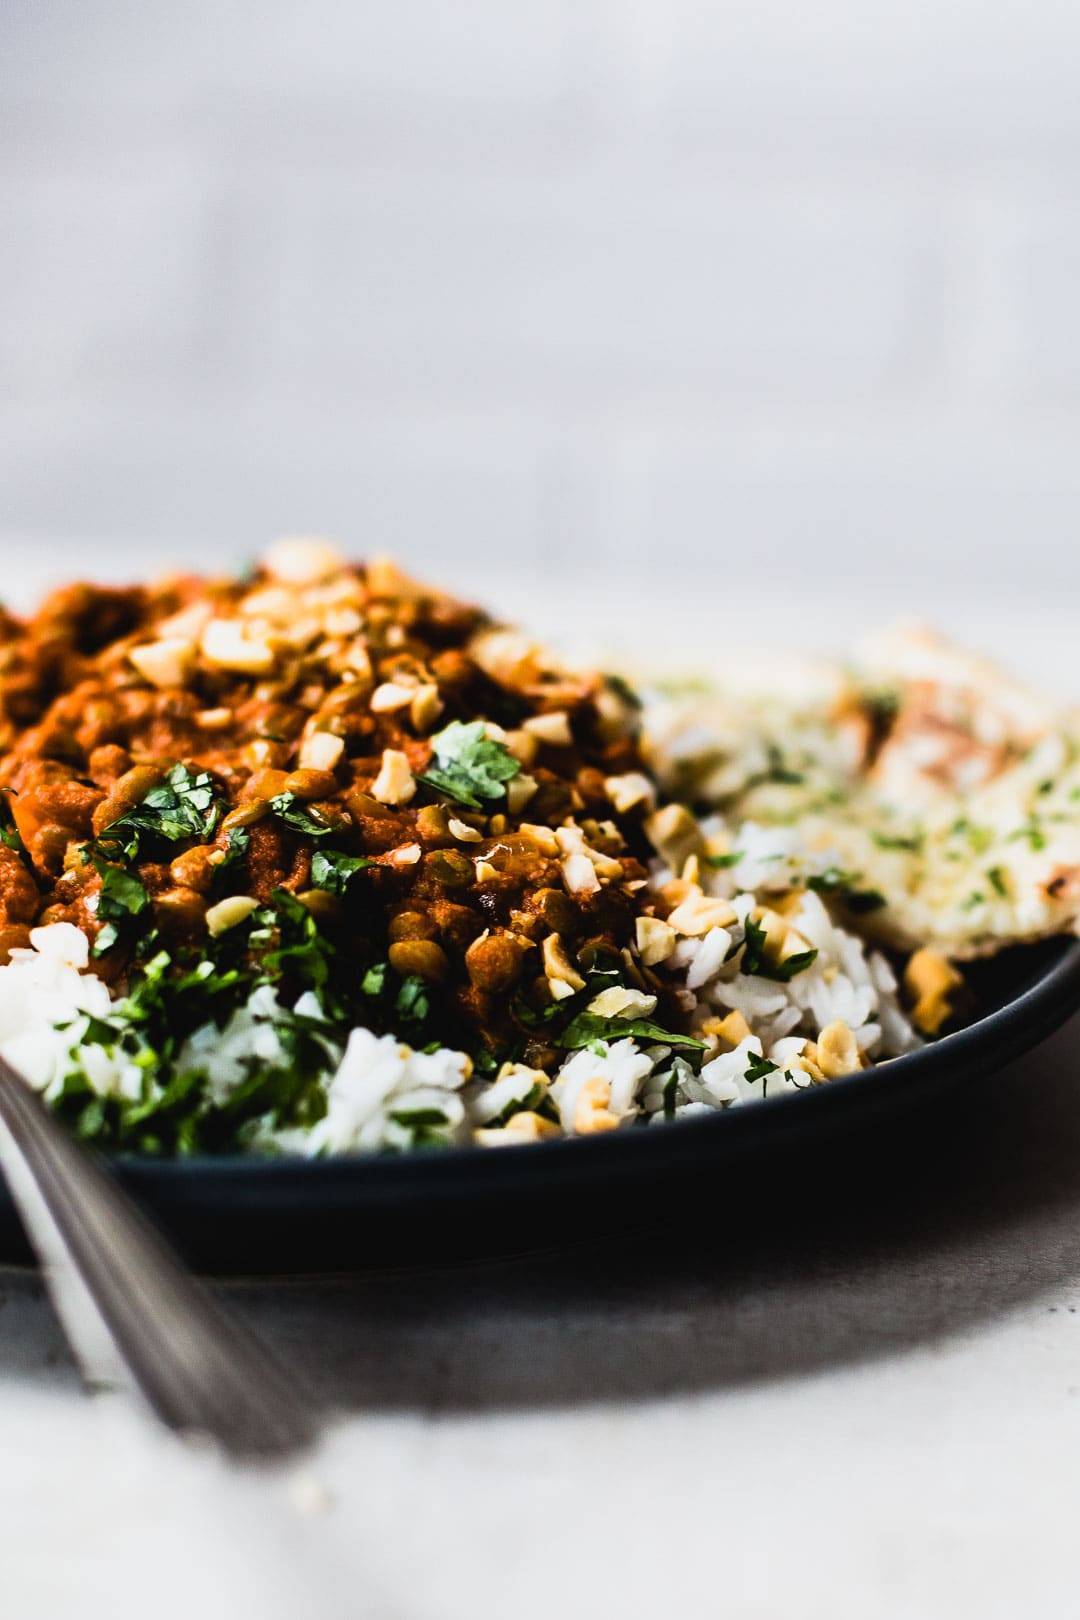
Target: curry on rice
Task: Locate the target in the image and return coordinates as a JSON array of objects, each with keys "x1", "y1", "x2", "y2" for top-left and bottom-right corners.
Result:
[{"x1": 0, "y1": 539, "x2": 1066, "y2": 1158}]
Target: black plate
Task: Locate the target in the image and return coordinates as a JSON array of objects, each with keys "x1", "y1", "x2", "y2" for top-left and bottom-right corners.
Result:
[{"x1": 2, "y1": 938, "x2": 1079, "y2": 1273}]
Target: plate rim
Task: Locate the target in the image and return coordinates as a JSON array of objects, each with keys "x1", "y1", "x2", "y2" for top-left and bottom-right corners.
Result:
[{"x1": 112, "y1": 936, "x2": 1080, "y2": 1196}]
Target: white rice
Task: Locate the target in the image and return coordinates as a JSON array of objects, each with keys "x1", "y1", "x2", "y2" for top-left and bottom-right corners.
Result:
[{"x1": 0, "y1": 819, "x2": 919, "y2": 1154}]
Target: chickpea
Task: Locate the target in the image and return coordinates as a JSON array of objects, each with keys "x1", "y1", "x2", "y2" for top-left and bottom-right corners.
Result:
[
  {"x1": 255, "y1": 705, "x2": 305, "y2": 741},
  {"x1": 415, "y1": 803, "x2": 450, "y2": 840},
  {"x1": 283, "y1": 768, "x2": 339, "y2": 801},
  {"x1": 430, "y1": 650, "x2": 471, "y2": 687},
  {"x1": 87, "y1": 744, "x2": 132, "y2": 786},
  {"x1": 528, "y1": 781, "x2": 573, "y2": 822},
  {"x1": 424, "y1": 849, "x2": 473, "y2": 888},
  {"x1": 528, "y1": 886, "x2": 577, "y2": 935},
  {"x1": 153, "y1": 887, "x2": 209, "y2": 934},
  {"x1": 169, "y1": 844, "x2": 221, "y2": 894},
  {"x1": 318, "y1": 680, "x2": 373, "y2": 716},
  {"x1": 346, "y1": 789, "x2": 393, "y2": 823},
  {"x1": 34, "y1": 822, "x2": 74, "y2": 874},
  {"x1": 388, "y1": 939, "x2": 450, "y2": 983},
  {"x1": 221, "y1": 800, "x2": 271, "y2": 833},
  {"x1": 244, "y1": 739, "x2": 291, "y2": 772},
  {"x1": 296, "y1": 889, "x2": 342, "y2": 924},
  {"x1": 465, "y1": 932, "x2": 527, "y2": 993},
  {"x1": 91, "y1": 764, "x2": 165, "y2": 836},
  {"x1": 239, "y1": 768, "x2": 289, "y2": 804},
  {"x1": 388, "y1": 910, "x2": 438, "y2": 943}
]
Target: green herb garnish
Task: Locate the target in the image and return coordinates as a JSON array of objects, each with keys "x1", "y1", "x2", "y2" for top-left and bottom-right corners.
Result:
[
  {"x1": 217, "y1": 826, "x2": 251, "y2": 873},
  {"x1": 310, "y1": 848, "x2": 374, "y2": 895},
  {"x1": 807, "y1": 867, "x2": 887, "y2": 914},
  {"x1": 87, "y1": 764, "x2": 223, "y2": 862},
  {"x1": 556, "y1": 1012, "x2": 705, "y2": 1052},
  {"x1": 871, "y1": 829, "x2": 923, "y2": 854},
  {"x1": 1007, "y1": 819, "x2": 1047, "y2": 852},
  {"x1": 747, "y1": 745, "x2": 805, "y2": 788},
  {"x1": 89, "y1": 857, "x2": 150, "y2": 957},
  {"x1": 419, "y1": 720, "x2": 521, "y2": 810},
  {"x1": 269, "y1": 793, "x2": 335, "y2": 839},
  {"x1": 739, "y1": 916, "x2": 818, "y2": 981},
  {"x1": 0, "y1": 789, "x2": 25, "y2": 856},
  {"x1": 987, "y1": 865, "x2": 1008, "y2": 897}
]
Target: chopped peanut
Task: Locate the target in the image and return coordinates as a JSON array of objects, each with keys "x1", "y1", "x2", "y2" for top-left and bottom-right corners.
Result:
[
  {"x1": 706, "y1": 1010, "x2": 752, "y2": 1050},
  {"x1": 475, "y1": 1111, "x2": 561, "y2": 1147},
  {"x1": 636, "y1": 914, "x2": 677, "y2": 965},
  {"x1": 129, "y1": 637, "x2": 196, "y2": 690},
  {"x1": 370, "y1": 680, "x2": 416, "y2": 713},
  {"x1": 299, "y1": 731, "x2": 345, "y2": 773},
  {"x1": 505, "y1": 774, "x2": 538, "y2": 815},
  {"x1": 542, "y1": 932, "x2": 586, "y2": 991},
  {"x1": 263, "y1": 535, "x2": 346, "y2": 584},
  {"x1": 448, "y1": 816, "x2": 484, "y2": 843},
  {"x1": 409, "y1": 683, "x2": 442, "y2": 732},
  {"x1": 605, "y1": 772, "x2": 655, "y2": 814},
  {"x1": 561, "y1": 851, "x2": 600, "y2": 896},
  {"x1": 815, "y1": 1020, "x2": 863, "y2": 1078},
  {"x1": 205, "y1": 895, "x2": 259, "y2": 937},
  {"x1": 587, "y1": 985, "x2": 657, "y2": 1018},
  {"x1": 572, "y1": 1077, "x2": 621, "y2": 1134},
  {"x1": 903, "y1": 948, "x2": 963, "y2": 1035},
  {"x1": 644, "y1": 803, "x2": 702, "y2": 871},
  {"x1": 370, "y1": 748, "x2": 416, "y2": 806},
  {"x1": 519, "y1": 824, "x2": 560, "y2": 856},
  {"x1": 667, "y1": 890, "x2": 738, "y2": 937},
  {"x1": 201, "y1": 618, "x2": 276, "y2": 675},
  {"x1": 523, "y1": 711, "x2": 573, "y2": 746}
]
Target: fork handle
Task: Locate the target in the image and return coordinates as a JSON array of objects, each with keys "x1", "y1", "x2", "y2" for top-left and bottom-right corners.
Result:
[{"x1": 0, "y1": 1055, "x2": 316, "y2": 1460}]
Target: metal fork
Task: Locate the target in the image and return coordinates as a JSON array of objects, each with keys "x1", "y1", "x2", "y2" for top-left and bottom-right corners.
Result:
[{"x1": 0, "y1": 1052, "x2": 316, "y2": 1460}]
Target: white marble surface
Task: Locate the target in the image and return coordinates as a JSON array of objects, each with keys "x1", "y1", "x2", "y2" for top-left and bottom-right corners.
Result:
[{"x1": 3, "y1": 553, "x2": 1080, "y2": 1618}]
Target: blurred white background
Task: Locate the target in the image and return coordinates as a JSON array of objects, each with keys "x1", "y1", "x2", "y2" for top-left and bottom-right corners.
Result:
[{"x1": 3, "y1": 1, "x2": 1079, "y2": 617}]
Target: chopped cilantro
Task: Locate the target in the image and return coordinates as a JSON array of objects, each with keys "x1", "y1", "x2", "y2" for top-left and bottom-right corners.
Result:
[
  {"x1": 310, "y1": 848, "x2": 373, "y2": 895},
  {"x1": 556, "y1": 1011, "x2": 705, "y2": 1052},
  {"x1": 90, "y1": 857, "x2": 150, "y2": 957},
  {"x1": 257, "y1": 889, "x2": 337, "y2": 990},
  {"x1": 871, "y1": 829, "x2": 923, "y2": 854},
  {"x1": 87, "y1": 764, "x2": 223, "y2": 862},
  {"x1": 389, "y1": 1107, "x2": 449, "y2": 1127},
  {"x1": 950, "y1": 819, "x2": 992, "y2": 854},
  {"x1": 419, "y1": 720, "x2": 521, "y2": 810},
  {"x1": 361, "y1": 962, "x2": 389, "y2": 998},
  {"x1": 217, "y1": 826, "x2": 251, "y2": 873},
  {"x1": 0, "y1": 789, "x2": 25, "y2": 856},
  {"x1": 808, "y1": 867, "x2": 887, "y2": 913},
  {"x1": 395, "y1": 975, "x2": 431, "y2": 1026},
  {"x1": 862, "y1": 686, "x2": 900, "y2": 726},
  {"x1": 269, "y1": 793, "x2": 335, "y2": 839},
  {"x1": 743, "y1": 1053, "x2": 779, "y2": 1085},
  {"x1": 987, "y1": 865, "x2": 1008, "y2": 897},
  {"x1": 603, "y1": 672, "x2": 643, "y2": 711},
  {"x1": 1008, "y1": 819, "x2": 1046, "y2": 852},
  {"x1": 739, "y1": 917, "x2": 819, "y2": 982},
  {"x1": 747, "y1": 745, "x2": 805, "y2": 788}
]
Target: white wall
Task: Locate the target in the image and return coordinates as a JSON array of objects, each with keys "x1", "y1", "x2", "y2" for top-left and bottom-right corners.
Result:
[{"x1": 3, "y1": 1, "x2": 1079, "y2": 609}]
